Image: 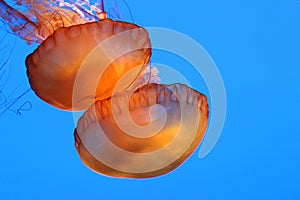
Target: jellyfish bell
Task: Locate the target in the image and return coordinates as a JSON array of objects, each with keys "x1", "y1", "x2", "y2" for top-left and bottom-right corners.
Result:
[
  {"x1": 74, "y1": 83, "x2": 209, "y2": 178},
  {"x1": 26, "y1": 18, "x2": 151, "y2": 110}
]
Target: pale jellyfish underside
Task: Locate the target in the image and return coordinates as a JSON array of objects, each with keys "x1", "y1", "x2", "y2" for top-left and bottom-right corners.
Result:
[{"x1": 0, "y1": 0, "x2": 209, "y2": 178}]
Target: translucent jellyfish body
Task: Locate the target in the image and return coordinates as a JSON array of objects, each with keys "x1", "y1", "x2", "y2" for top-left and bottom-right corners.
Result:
[
  {"x1": 75, "y1": 83, "x2": 209, "y2": 178},
  {"x1": 26, "y1": 19, "x2": 151, "y2": 110}
]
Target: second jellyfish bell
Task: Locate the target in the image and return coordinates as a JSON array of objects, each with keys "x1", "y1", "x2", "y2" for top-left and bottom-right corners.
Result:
[{"x1": 74, "y1": 83, "x2": 209, "y2": 178}]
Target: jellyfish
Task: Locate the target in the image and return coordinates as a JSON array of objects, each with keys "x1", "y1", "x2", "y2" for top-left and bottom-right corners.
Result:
[
  {"x1": 1, "y1": 0, "x2": 151, "y2": 110},
  {"x1": 75, "y1": 83, "x2": 208, "y2": 178},
  {"x1": 25, "y1": 19, "x2": 151, "y2": 110},
  {"x1": 0, "y1": 0, "x2": 210, "y2": 178}
]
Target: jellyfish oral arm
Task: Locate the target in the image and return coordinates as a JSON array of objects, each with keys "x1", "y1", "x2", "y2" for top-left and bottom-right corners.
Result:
[
  {"x1": 0, "y1": 0, "x2": 109, "y2": 44},
  {"x1": 0, "y1": 0, "x2": 38, "y2": 44}
]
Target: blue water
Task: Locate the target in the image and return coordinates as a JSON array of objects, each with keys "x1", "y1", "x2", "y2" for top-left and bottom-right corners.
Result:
[{"x1": 0, "y1": 1, "x2": 299, "y2": 199}]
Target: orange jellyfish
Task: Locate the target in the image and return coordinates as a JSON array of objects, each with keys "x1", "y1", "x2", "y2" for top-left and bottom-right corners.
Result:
[
  {"x1": 0, "y1": 0, "x2": 210, "y2": 178},
  {"x1": 75, "y1": 83, "x2": 208, "y2": 178},
  {"x1": 26, "y1": 19, "x2": 151, "y2": 110},
  {"x1": 0, "y1": 0, "x2": 151, "y2": 110}
]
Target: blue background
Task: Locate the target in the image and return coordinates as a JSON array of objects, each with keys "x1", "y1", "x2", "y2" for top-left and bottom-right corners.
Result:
[{"x1": 0, "y1": 0, "x2": 300, "y2": 199}]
